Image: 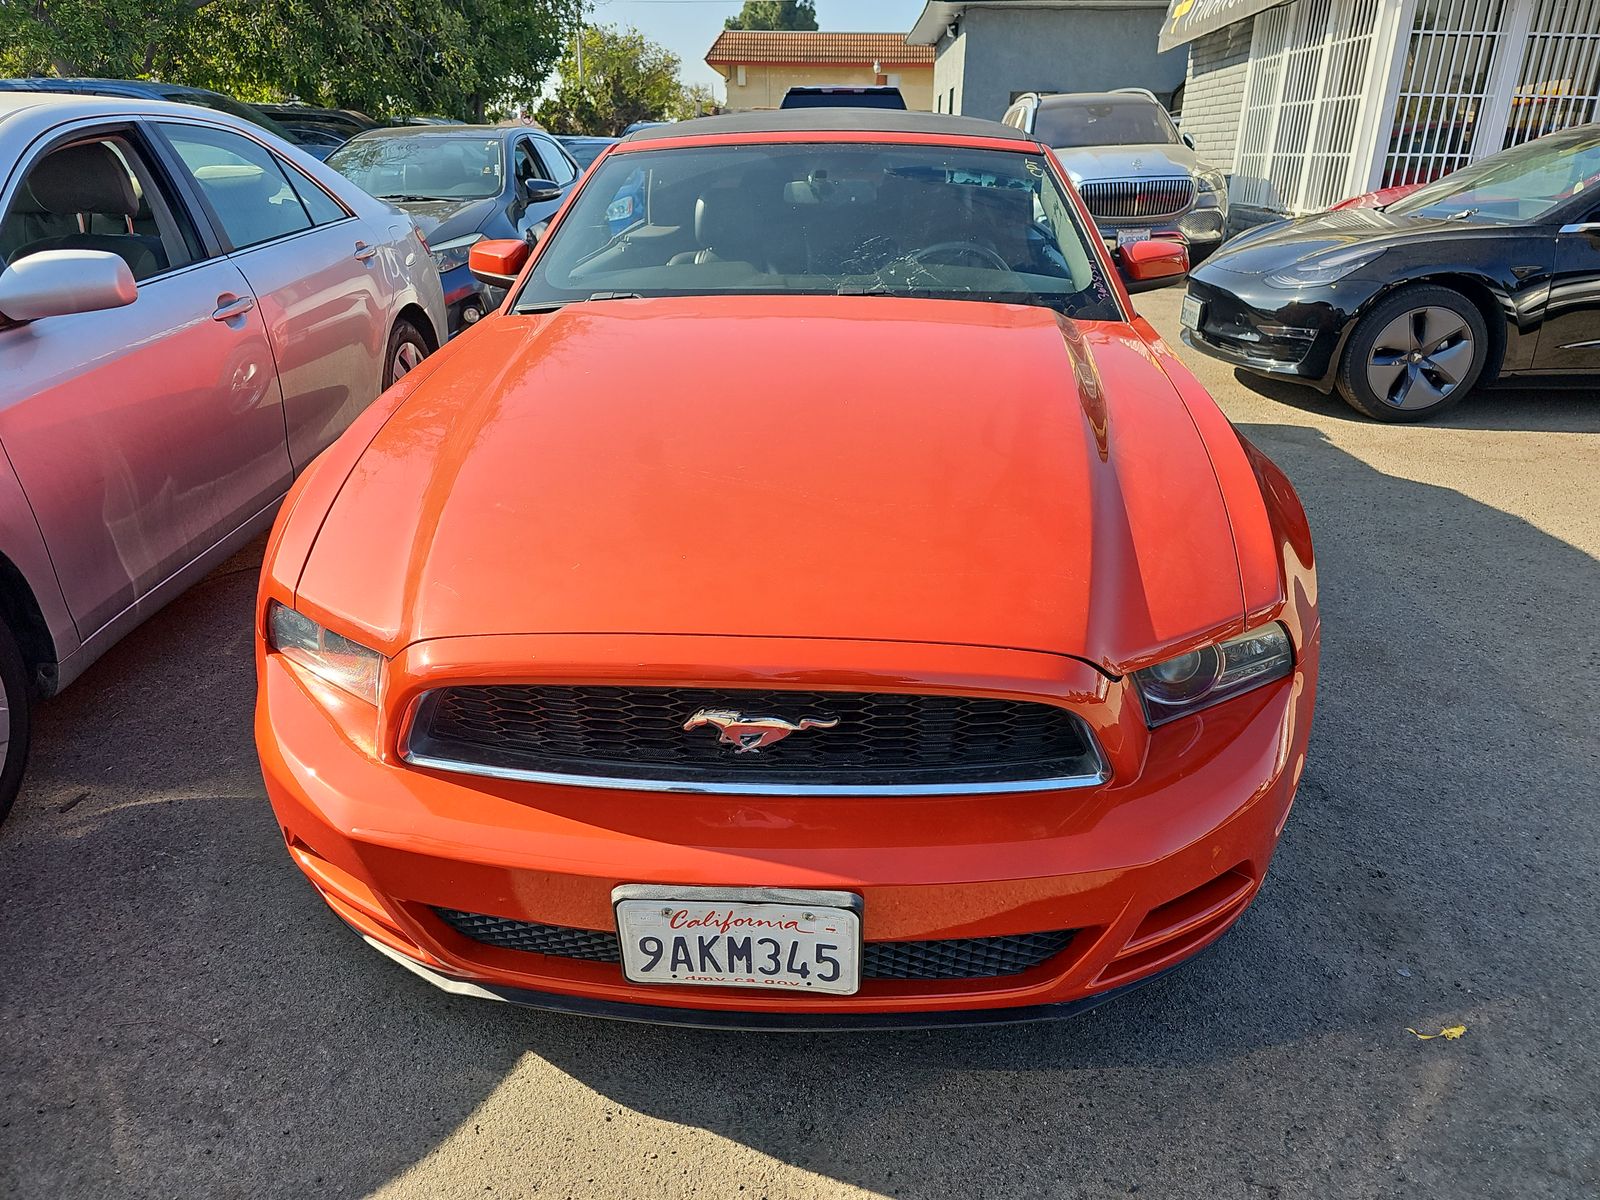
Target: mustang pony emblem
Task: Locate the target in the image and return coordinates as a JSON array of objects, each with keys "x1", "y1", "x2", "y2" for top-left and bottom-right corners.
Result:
[{"x1": 683, "y1": 709, "x2": 840, "y2": 753}]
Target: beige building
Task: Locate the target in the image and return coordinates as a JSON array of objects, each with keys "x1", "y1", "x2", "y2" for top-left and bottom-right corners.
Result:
[{"x1": 707, "y1": 31, "x2": 936, "y2": 112}]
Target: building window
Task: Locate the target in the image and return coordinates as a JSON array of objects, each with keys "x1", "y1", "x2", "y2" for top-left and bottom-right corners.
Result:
[
  {"x1": 948, "y1": 86, "x2": 956, "y2": 113},
  {"x1": 1382, "y1": 0, "x2": 1506, "y2": 187},
  {"x1": 736, "y1": 65, "x2": 747, "y2": 87},
  {"x1": 1233, "y1": 0, "x2": 1382, "y2": 213},
  {"x1": 1502, "y1": 0, "x2": 1600, "y2": 150}
]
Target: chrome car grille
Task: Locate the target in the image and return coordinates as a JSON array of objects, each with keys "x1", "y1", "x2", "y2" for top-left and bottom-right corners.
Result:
[
  {"x1": 1077, "y1": 177, "x2": 1195, "y2": 221},
  {"x1": 434, "y1": 908, "x2": 1078, "y2": 981},
  {"x1": 404, "y1": 685, "x2": 1106, "y2": 794}
]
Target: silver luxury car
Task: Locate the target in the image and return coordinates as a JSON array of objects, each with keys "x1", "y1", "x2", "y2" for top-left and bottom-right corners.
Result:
[
  {"x1": 1003, "y1": 89, "x2": 1229, "y2": 263},
  {"x1": 0, "y1": 91, "x2": 447, "y2": 821}
]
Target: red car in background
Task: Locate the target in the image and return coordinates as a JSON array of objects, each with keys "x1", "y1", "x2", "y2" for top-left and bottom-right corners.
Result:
[{"x1": 255, "y1": 111, "x2": 1319, "y2": 1027}]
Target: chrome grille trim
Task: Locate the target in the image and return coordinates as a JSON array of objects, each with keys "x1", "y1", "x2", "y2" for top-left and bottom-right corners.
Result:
[
  {"x1": 400, "y1": 686, "x2": 1111, "y2": 797},
  {"x1": 1078, "y1": 177, "x2": 1195, "y2": 221}
]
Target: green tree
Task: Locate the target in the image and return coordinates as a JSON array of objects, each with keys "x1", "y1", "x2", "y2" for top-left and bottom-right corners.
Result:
[
  {"x1": 723, "y1": 1, "x2": 817, "y2": 31},
  {"x1": 536, "y1": 24, "x2": 681, "y2": 136},
  {"x1": 0, "y1": 0, "x2": 574, "y2": 122},
  {"x1": 670, "y1": 82, "x2": 717, "y2": 121}
]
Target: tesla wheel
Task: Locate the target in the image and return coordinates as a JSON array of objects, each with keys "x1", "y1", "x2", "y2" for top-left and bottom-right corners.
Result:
[
  {"x1": 384, "y1": 319, "x2": 429, "y2": 390},
  {"x1": 1336, "y1": 285, "x2": 1489, "y2": 422},
  {"x1": 0, "y1": 616, "x2": 31, "y2": 826}
]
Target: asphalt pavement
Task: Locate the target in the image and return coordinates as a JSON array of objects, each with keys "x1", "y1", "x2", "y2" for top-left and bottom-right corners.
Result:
[{"x1": 2, "y1": 284, "x2": 1597, "y2": 1200}]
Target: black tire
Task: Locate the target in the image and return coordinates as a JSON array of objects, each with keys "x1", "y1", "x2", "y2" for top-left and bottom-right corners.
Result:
[
  {"x1": 1335, "y1": 284, "x2": 1489, "y2": 422},
  {"x1": 0, "y1": 617, "x2": 32, "y2": 826},
  {"x1": 383, "y1": 318, "x2": 430, "y2": 391}
]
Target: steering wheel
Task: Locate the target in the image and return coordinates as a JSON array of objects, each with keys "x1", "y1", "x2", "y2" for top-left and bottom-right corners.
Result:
[{"x1": 906, "y1": 241, "x2": 1011, "y2": 271}]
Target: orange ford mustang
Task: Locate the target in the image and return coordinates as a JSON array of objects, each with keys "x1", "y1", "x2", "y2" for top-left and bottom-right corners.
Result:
[{"x1": 255, "y1": 111, "x2": 1319, "y2": 1029}]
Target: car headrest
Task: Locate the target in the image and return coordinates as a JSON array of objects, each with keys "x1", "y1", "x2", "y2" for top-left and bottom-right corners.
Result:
[
  {"x1": 193, "y1": 162, "x2": 282, "y2": 208},
  {"x1": 695, "y1": 189, "x2": 754, "y2": 249},
  {"x1": 28, "y1": 143, "x2": 140, "y2": 217}
]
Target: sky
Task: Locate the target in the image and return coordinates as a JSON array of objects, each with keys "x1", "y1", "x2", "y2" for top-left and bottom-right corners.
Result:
[{"x1": 584, "y1": 0, "x2": 932, "y2": 98}]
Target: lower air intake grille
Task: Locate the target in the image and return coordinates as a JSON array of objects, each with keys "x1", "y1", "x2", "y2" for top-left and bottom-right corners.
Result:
[{"x1": 434, "y1": 908, "x2": 1075, "y2": 981}]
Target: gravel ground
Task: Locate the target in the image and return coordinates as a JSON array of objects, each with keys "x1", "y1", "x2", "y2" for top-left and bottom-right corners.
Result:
[{"x1": 2, "y1": 284, "x2": 1597, "y2": 1200}]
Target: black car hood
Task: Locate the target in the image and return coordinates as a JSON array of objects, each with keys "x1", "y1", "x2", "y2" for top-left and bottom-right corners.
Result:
[
  {"x1": 1201, "y1": 208, "x2": 1493, "y2": 277},
  {"x1": 392, "y1": 196, "x2": 498, "y2": 242}
]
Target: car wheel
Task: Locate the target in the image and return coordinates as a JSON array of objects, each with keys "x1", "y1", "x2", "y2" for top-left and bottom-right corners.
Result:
[
  {"x1": 1336, "y1": 285, "x2": 1489, "y2": 422},
  {"x1": 0, "y1": 616, "x2": 32, "y2": 826},
  {"x1": 384, "y1": 319, "x2": 430, "y2": 390}
]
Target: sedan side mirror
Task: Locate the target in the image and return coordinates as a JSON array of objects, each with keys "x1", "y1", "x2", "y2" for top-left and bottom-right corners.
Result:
[
  {"x1": 1120, "y1": 238, "x2": 1189, "y2": 285},
  {"x1": 518, "y1": 178, "x2": 563, "y2": 204},
  {"x1": 469, "y1": 238, "x2": 531, "y2": 289},
  {"x1": 0, "y1": 249, "x2": 137, "y2": 323}
]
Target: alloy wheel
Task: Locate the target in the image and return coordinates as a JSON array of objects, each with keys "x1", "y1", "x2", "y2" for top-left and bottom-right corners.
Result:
[
  {"x1": 391, "y1": 340, "x2": 424, "y2": 381},
  {"x1": 1365, "y1": 306, "x2": 1476, "y2": 411}
]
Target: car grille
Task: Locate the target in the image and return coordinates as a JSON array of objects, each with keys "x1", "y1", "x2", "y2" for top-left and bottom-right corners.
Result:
[
  {"x1": 1077, "y1": 177, "x2": 1195, "y2": 221},
  {"x1": 406, "y1": 686, "x2": 1103, "y2": 792},
  {"x1": 434, "y1": 908, "x2": 1076, "y2": 981}
]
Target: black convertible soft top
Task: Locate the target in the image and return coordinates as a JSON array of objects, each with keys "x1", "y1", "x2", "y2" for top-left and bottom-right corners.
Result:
[{"x1": 622, "y1": 109, "x2": 1032, "y2": 144}]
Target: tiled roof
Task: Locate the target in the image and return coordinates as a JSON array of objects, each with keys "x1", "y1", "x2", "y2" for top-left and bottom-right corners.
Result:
[{"x1": 706, "y1": 31, "x2": 935, "y2": 67}]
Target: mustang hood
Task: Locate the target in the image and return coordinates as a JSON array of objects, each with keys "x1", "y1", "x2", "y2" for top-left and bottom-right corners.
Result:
[{"x1": 297, "y1": 296, "x2": 1247, "y2": 670}]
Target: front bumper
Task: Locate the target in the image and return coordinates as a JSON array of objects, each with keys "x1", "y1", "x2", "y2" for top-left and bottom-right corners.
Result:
[
  {"x1": 256, "y1": 633, "x2": 1316, "y2": 1025},
  {"x1": 1179, "y1": 273, "x2": 1366, "y2": 390},
  {"x1": 439, "y1": 263, "x2": 495, "y2": 337}
]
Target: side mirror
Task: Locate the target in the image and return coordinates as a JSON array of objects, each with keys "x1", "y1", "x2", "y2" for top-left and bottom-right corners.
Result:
[
  {"x1": 0, "y1": 249, "x2": 137, "y2": 322},
  {"x1": 518, "y1": 178, "x2": 563, "y2": 204},
  {"x1": 1182, "y1": 133, "x2": 1196, "y2": 150},
  {"x1": 469, "y1": 238, "x2": 531, "y2": 289},
  {"x1": 1120, "y1": 238, "x2": 1189, "y2": 284}
]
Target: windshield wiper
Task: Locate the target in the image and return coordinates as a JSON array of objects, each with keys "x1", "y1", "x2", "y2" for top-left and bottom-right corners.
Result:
[
  {"x1": 380, "y1": 193, "x2": 450, "y2": 202},
  {"x1": 513, "y1": 291, "x2": 640, "y2": 315}
]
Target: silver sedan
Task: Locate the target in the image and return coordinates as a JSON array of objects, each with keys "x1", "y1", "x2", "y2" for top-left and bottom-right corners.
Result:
[{"x1": 0, "y1": 91, "x2": 447, "y2": 820}]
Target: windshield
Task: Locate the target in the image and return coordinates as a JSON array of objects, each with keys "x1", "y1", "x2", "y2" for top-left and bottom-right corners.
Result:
[
  {"x1": 1034, "y1": 99, "x2": 1178, "y2": 148},
  {"x1": 327, "y1": 135, "x2": 504, "y2": 200},
  {"x1": 514, "y1": 142, "x2": 1118, "y2": 319},
  {"x1": 1385, "y1": 128, "x2": 1600, "y2": 224}
]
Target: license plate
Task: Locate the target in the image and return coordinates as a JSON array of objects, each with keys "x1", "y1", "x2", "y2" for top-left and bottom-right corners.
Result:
[
  {"x1": 1181, "y1": 293, "x2": 1205, "y2": 329},
  {"x1": 614, "y1": 885, "x2": 862, "y2": 995},
  {"x1": 1116, "y1": 227, "x2": 1152, "y2": 247}
]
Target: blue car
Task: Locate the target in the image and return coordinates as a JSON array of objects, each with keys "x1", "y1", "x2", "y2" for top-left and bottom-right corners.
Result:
[
  {"x1": 555, "y1": 135, "x2": 646, "y2": 237},
  {"x1": 328, "y1": 125, "x2": 579, "y2": 335},
  {"x1": 0, "y1": 77, "x2": 321, "y2": 155}
]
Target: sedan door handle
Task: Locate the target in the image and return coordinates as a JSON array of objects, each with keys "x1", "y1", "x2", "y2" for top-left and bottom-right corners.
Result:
[
  {"x1": 354, "y1": 242, "x2": 377, "y2": 261},
  {"x1": 211, "y1": 294, "x2": 255, "y2": 322}
]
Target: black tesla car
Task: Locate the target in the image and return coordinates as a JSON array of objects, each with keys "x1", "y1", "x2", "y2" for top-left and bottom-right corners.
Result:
[{"x1": 1182, "y1": 123, "x2": 1600, "y2": 421}]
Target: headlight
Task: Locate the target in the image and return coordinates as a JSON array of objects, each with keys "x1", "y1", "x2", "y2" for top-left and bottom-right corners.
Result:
[
  {"x1": 1195, "y1": 168, "x2": 1226, "y2": 195},
  {"x1": 430, "y1": 232, "x2": 484, "y2": 274},
  {"x1": 267, "y1": 602, "x2": 383, "y2": 704},
  {"x1": 1265, "y1": 244, "x2": 1384, "y2": 288},
  {"x1": 1133, "y1": 622, "x2": 1294, "y2": 726}
]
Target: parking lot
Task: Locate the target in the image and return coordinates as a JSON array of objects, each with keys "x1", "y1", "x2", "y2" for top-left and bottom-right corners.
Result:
[{"x1": 1, "y1": 283, "x2": 1596, "y2": 1200}]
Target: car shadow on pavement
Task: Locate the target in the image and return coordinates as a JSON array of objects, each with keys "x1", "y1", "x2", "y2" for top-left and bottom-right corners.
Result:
[
  {"x1": 1231, "y1": 366, "x2": 1600, "y2": 432},
  {"x1": 3, "y1": 424, "x2": 1598, "y2": 1198}
]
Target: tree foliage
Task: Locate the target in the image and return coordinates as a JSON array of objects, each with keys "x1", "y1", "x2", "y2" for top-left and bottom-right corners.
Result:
[
  {"x1": 535, "y1": 24, "x2": 682, "y2": 137},
  {"x1": 0, "y1": 0, "x2": 574, "y2": 121},
  {"x1": 723, "y1": 1, "x2": 818, "y2": 31}
]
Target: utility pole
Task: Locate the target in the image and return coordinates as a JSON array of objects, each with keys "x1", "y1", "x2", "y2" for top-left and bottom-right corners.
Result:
[{"x1": 575, "y1": 0, "x2": 586, "y2": 87}]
